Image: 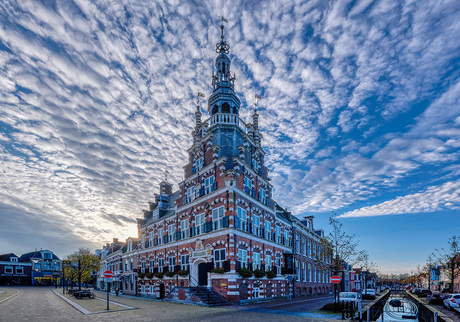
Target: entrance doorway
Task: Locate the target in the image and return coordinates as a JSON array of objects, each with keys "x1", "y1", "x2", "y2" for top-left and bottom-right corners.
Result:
[{"x1": 198, "y1": 263, "x2": 207, "y2": 286}]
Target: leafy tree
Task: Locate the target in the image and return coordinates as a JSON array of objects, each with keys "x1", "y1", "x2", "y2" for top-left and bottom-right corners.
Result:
[
  {"x1": 424, "y1": 254, "x2": 436, "y2": 291},
  {"x1": 432, "y1": 235, "x2": 460, "y2": 292},
  {"x1": 64, "y1": 248, "x2": 100, "y2": 290}
]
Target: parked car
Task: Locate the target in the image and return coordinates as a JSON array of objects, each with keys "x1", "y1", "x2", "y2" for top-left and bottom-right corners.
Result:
[
  {"x1": 426, "y1": 293, "x2": 444, "y2": 305},
  {"x1": 443, "y1": 294, "x2": 460, "y2": 310},
  {"x1": 364, "y1": 289, "x2": 376, "y2": 296},
  {"x1": 339, "y1": 292, "x2": 359, "y2": 304}
]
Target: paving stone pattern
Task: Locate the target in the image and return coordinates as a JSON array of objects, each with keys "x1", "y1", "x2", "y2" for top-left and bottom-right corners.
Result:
[{"x1": 0, "y1": 286, "x2": 337, "y2": 322}]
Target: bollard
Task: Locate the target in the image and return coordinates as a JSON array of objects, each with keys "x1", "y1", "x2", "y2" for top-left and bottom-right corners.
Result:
[
  {"x1": 366, "y1": 307, "x2": 370, "y2": 322},
  {"x1": 342, "y1": 302, "x2": 345, "y2": 320},
  {"x1": 434, "y1": 312, "x2": 438, "y2": 322},
  {"x1": 351, "y1": 302, "x2": 354, "y2": 320}
]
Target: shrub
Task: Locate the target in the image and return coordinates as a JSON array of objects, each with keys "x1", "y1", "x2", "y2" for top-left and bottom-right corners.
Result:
[
  {"x1": 320, "y1": 302, "x2": 337, "y2": 312},
  {"x1": 154, "y1": 272, "x2": 164, "y2": 279},
  {"x1": 138, "y1": 272, "x2": 145, "y2": 279},
  {"x1": 145, "y1": 272, "x2": 154, "y2": 279},
  {"x1": 253, "y1": 269, "x2": 265, "y2": 278},
  {"x1": 238, "y1": 268, "x2": 253, "y2": 278},
  {"x1": 266, "y1": 271, "x2": 276, "y2": 279},
  {"x1": 211, "y1": 267, "x2": 225, "y2": 274},
  {"x1": 177, "y1": 270, "x2": 189, "y2": 276},
  {"x1": 165, "y1": 271, "x2": 175, "y2": 277}
]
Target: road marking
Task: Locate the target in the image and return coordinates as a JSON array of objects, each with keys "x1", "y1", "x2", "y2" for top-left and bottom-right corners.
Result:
[{"x1": 0, "y1": 291, "x2": 21, "y2": 304}]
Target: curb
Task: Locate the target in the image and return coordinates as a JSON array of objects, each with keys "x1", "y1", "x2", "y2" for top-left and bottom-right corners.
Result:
[{"x1": 51, "y1": 289, "x2": 136, "y2": 315}]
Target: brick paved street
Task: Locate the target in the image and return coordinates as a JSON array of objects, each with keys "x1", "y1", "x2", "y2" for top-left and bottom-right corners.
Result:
[{"x1": 0, "y1": 286, "x2": 338, "y2": 322}]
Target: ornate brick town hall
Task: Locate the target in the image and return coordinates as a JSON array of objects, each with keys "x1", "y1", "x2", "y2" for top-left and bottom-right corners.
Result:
[{"x1": 99, "y1": 23, "x2": 332, "y2": 305}]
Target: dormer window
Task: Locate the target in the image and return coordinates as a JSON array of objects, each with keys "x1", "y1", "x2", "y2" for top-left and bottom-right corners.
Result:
[
  {"x1": 43, "y1": 252, "x2": 52, "y2": 259},
  {"x1": 11, "y1": 257, "x2": 18, "y2": 262},
  {"x1": 195, "y1": 157, "x2": 203, "y2": 171},
  {"x1": 204, "y1": 176, "x2": 215, "y2": 194}
]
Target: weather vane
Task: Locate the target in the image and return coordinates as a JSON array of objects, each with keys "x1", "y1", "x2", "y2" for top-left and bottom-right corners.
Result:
[
  {"x1": 197, "y1": 92, "x2": 205, "y2": 106},
  {"x1": 254, "y1": 94, "x2": 261, "y2": 111}
]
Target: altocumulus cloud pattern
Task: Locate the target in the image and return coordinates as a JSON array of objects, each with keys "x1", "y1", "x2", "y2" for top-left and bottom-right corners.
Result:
[{"x1": 0, "y1": 0, "x2": 459, "y2": 253}]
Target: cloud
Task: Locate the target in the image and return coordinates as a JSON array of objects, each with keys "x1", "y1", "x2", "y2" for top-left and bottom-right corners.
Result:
[{"x1": 338, "y1": 180, "x2": 460, "y2": 218}]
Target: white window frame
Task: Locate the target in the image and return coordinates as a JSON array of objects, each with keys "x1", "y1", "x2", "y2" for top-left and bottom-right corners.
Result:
[
  {"x1": 141, "y1": 285, "x2": 146, "y2": 293},
  {"x1": 238, "y1": 249, "x2": 247, "y2": 268},
  {"x1": 264, "y1": 221, "x2": 271, "y2": 239},
  {"x1": 252, "y1": 286, "x2": 260, "y2": 299},
  {"x1": 276, "y1": 226, "x2": 282, "y2": 243},
  {"x1": 252, "y1": 214, "x2": 260, "y2": 236},
  {"x1": 284, "y1": 230, "x2": 290, "y2": 246},
  {"x1": 169, "y1": 256, "x2": 176, "y2": 267},
  {"x1": 16, "y1": 266, "x2": 24, "y2": 274},
  {"x1": 265, "y1": 255, "x2": 272, "y2": 269},
  {"x1": 181, "y1": 219, "x2": 189, "y2": 238},
  {"x1": 212, "y1": 206, "x2": 224, "y2": 230},
  {"x1": 11, "y1": 257, "x2": 18, "y2": 262},
  {"x1": 158, "y1": 258, "x2": 164, "y2": 272},
  {"x1": 5, "y1": 266, "x2": 13, "y2": 274},
  {"x1": 276, "y1": 257, "x2": 281, "y2": 275},
  {"x1": 195, "y1": 157, "x2": 203, "y2": 171},
  {"x1": 259, "y1": 187, "x2": 266, "y2": 204},
  {"x1": 237, "y1": 207, "x2": 247, "y2": 231},
  {"x1": 168, "y1": 224, "x2": 175, "y2": 242},
  {"x1": 308, "y1": 240, "x2": 312, "y2": 257},
  {"x1": 296, "y1": 260, "x2": 300, "y2": 281},
  {"x1": 302, "y1": 237, "x2": 306, "y2": 256},
  {"x1": 195, "y1": 213, "x2": 205, "y2": 235},
  {"x1": 181, "y1": 255, "x2": 189, "y2": 270},
  {"x1": 309, "y1": 263, "x2": 312, "y2": 282},
  {"x1": 244, "y1": 176, "x2": 252, "y2": 192},
  {"x1": 295, "y1": 233, "x2": 300, "y2": 252},
  {"x1": 149, "y1": 232, "x2": 154, "y2": 247},
  {"x1": 157, "y1": 228, "x2": 164, "y2": 245},
  {"x1": 149, "y1": 260, "x2": 154, "y2": 272},
  {"x1": 149, "y1": 285, "x2": 155, "y2": 294},
  {"x1": 302, "y1": 262, "x2": 307, "y2": 282},
  {"x1": 252, "y1": 159, "x2": 259, "y2": 172},
  {"x1": 253, "y1": 252, "x2": 260, "y2": 270},
  {"x1": 186, "y1": 186, "x2": 195, "y2": 203},
  {"x1": 214, "y1": 249, "x2": 226, "y2": 268},
  {"x1": 205, "y1": 176, "x2": 214, "y2": 194}
]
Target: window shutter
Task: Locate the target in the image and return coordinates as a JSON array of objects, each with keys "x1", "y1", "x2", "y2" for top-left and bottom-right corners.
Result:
[
  {"x1": 154, "y1": 238, "x2": 158, "y2": 246},
  {"x1": 183, "y1": 197, "x2": 187, "y2": 205},
  {"x1": 248, "y1": 222, "x2": 252, "y2": 233},
  {"x1": 235, "y1": 216, "x2": 240, "y2": 228},
  {"x1": 163, "y1": 235, "x2": 168, "y2": 244},
  {"x1": 205, "y1": 221, "x2": 213, "y2": 233},
  {"x1": 261, "y1": 264, "x2": 265, "y2": 272},
  {"x1": 174, "y1": 265, "x2": 181, "y2": 273},
  {"x1": 222, "y1": 216, "x2": 229, "y2": 228},
  {"x1": 153, "y1": 267, "x2": 158, "y2": 274},
  {"x1": 212, "y1": 182, "x2": 217, "y2": 191},
  {"x1": 176, "y1": 231, "x2": 181, "y2": 241},
  {"x1": 192, "y1": 167, "x2": 196, "y2": 174},
  {"x1": 164, "y1": 266, "x2": 169, "y2": 273},
  {"x1": 267, "y1": 199, "x2": 270, "y2": 206},
  {"x1": 248, "y1": 262, "x2": 253, "y2": 271},
  {"x1": 223, "y1": 260, "x2": 231, "y2": 272}
]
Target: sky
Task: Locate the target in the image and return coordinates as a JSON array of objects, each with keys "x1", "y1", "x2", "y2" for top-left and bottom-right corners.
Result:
[{"x1": 0, "y1": 0, "x2": 459, "y2": 274}]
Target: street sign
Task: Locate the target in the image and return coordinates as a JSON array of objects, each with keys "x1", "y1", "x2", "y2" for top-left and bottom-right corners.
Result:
[
  {"x1": 331, "y1": 275, "x2": 342, "y2": 284},
  {"x1": 103, "y1": 270, "x2": 113, "y2": 278}
]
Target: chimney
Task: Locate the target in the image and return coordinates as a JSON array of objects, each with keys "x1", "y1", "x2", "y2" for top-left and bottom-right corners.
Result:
[
  {"x1": 160, "y1": 181, "x2": 173, "y2": 195},
  {"x1": 113, "y1": 238, "x2": 118, "y2": 244}
]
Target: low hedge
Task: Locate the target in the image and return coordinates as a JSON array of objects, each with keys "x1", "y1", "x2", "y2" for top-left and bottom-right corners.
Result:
[
  {"x1": 238, "y1": 268, "x2": 253, "y2": 278},
  {"x1": 165, "y1": 271, "x2": 175, "y2": 277}
]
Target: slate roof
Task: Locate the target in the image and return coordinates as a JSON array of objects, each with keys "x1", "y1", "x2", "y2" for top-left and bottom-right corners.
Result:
[
  {"x1": 20, "y1": 250, "x2": 60, "y2": 261},
  {"x1": 141, "y1": 190, "x2": 180, "y2": 227},
  {"x1": 0, "y1": 253, "x2": 22, "y2": 262}
]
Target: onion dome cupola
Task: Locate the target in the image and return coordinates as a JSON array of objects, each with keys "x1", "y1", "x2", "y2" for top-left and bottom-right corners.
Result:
[{"x1": 208, "y1": 22, "x2": 241, "y2": 116}]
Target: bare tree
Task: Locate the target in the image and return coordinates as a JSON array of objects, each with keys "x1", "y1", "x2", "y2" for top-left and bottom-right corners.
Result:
[
  {"x1": 323, "y1": 216, "x2": 360, "y2": 306},
  {"x1": 357, "y1": 250, "x2": 378, "y2": 293},
  {"x1": 432, "y1": 235, "x2": 460, "y2": 293}
]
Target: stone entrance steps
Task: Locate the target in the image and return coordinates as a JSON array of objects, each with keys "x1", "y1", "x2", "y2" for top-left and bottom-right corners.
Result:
[{"x1": 165, "y1": 286, "x2": 228, "y2": 306}]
